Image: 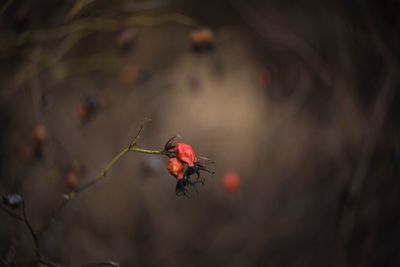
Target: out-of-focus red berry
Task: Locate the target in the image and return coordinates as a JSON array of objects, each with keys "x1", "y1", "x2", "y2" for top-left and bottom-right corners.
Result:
[
  {"x1": 119, "y1": 64, "x2": 139, "y2": 86},
  {"x1": 167, "y1": 158, "x2": 184, "y2": 180},
  {"x1": 190, "y1": 28, "x2": 214, "y2": 48},
  {"x1": 65, "y1": 171, "x2": 78, "y2": 190},
  {"x1": 259, "y1": 68, "x2": 272, "y2": 87},
  {"x1": 116, "y1": 28, "x2": 136, "y2": 49},
  {"x1": 175, "y1": 143, "x2": 197, "y2": 167},
  {"x1": 223, "y1": 172, "x2": 240, "y2": 193},
  {"x1": 78, "y1": 97, "x2": 99, "y2": 123},
  {"x1": 18, "y1": 144, "x2": 32, "y2": 161},
  {"x1": 78, "y1": 103, "x2": 89, "y2": 119},
  {"x1": 33, "y1": 124, "x2": 46, "y2": 143}
]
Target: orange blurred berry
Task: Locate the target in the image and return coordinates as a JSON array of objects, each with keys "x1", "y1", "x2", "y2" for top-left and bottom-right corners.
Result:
[
  {"x1": 33, "y1": 124, "x2": 46, "y2": 143},
  {"x1": 259, "y1": 68, "x2": 272, "y2": 87},
  {"x1": 65, "y1": 171, "x2": 78, "y2": 190},
  {"x1": 223, "y1": 172, "x2": 240, "y2": 193},
  {"x1": 18, "y1": 144, "x2": 32, "y2": 161},
  {"x1": 167, "y1": 158, "x2": 184, "y2": 180},
  {"x1": 190, "y1": 28, "x2": 214, "y2": 47},
  {"x1": 78, "y1": 103, "x2": 89, "y2": 119},
  {"x1": 119, "y1": 64, "x2": 139, "y2": 86}
]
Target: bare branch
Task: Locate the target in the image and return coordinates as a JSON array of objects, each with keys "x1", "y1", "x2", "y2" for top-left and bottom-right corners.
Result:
[
  {"x1": 232, "y1": 2, "x2": 334, "y2": 85},
  {"x1": 38, "y1": 123, "x2": 163, "y2": 237},
  {"x1": 21, "y1": 202, "x2": 40, "y2": 260},
  {"x1": 0, "y1": 203, "x2": 24, "y2": 221},
  {"x1": 129, "y1": 118, "x2": 152, "y2": 148},
  {"x1": 77, "y1": 261, "x2": 120, "y2": 267},
  {"x1": 37, "y1": 198, "x2": 70, "y2": 237}
]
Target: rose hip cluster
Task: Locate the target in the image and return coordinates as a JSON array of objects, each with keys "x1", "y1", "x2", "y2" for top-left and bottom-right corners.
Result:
[{"x1": 164, "y1": 139, "x2": 212, "y2": 196}]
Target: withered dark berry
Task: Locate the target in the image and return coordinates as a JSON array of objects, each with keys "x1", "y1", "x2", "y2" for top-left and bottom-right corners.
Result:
[{"x1": 2, "y1": 194, "x2": 23, "y2": 209}]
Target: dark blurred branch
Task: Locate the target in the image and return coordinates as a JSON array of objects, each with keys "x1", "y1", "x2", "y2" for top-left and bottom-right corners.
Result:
[
  {"x1": 3, "y1": 12, "x2": 196, "y2": 96},
  {"x1": 335, "y1": 69, "x2": 398, "y2": 267},
  {"x1": 0, "y1": 203, "x2": 24, "y2": 221},
  {"x1": 124, "y1": 0, "x2": 166, "y2": 12},
  {"x1": 349, "y1": 73, "x2": 397, "y2": 199},
  {"x1": 0, "y1": 0, "x2": 14, "y2": 15},
  {"x1": 3, "y1": 200, "x2": 120, "y2": 267},
  {"x1": 21, "y1": 202, "x2": 40, "y2": 260},
  {"x1": 3, "y1": 13, "x2": 196, "y2": 50},
  {"x1": 232, "y1": 1, "x2": 334, "y2": 86},
  {"x1": 357, "y1": 0, "x2": 400, "y2": 69},
  {"x1": 1, "y1": 200, "x2": 63, "y2": 267},
  {"x1": 38, "y1": 258, "x2": 63, "y2": 267},
  {"x1": 36, "y1": 198, "x2": 68, "y2": 237},
  {"x1": 1, "y1": 199, "x2": 40, "y2": 259},
  {"x1": 77, "y1": 261, "x2": 119, "y2": 267}
]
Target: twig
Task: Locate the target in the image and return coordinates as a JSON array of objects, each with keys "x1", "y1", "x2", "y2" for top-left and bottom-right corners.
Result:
[
  {"x1": 4, "y1": 200, "x2": 120, "y2": 267},
  {"x1": 349, "y1": 73, "x2": 397, "y2": 198},
  {"x1": 38, "y1": 124, "x2": 163, "y2": 237},
  {"x1": 38, "y1": 258, "x2": 63, "y2": 267},
  {"x1": 335, "y1": 70, "x2": 398, "y2": 267},
  {"x1": 232, "y1": 2, "x2": 333, "y2": 86},
  {"x1": 11, "y1": 13, "x2": 196, "y2": 47},
  {"x1": 77, "y1": 261, "x2": 119, "y2": 267},
  {"x1": 357, "y1": 0, "x2": 400, "y2": 69},
  {"x1": 0, "y1": 203, "x2": 24, "y2": 221},
  {"x1": 128, "y1": 118, "x2": 152, "y2": 149},
  {"x1": 37, "y1": 198, "x2": 69, "y2": 237},
  {"x1": 21, "y1": 202, "x2": 40, "y2": 260},
  {"x1": 0, "y1": 0, "x2": 14, "y2": 15}
]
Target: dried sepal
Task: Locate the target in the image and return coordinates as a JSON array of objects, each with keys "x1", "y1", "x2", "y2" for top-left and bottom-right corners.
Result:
[{"x1": 163, "y1": 134, "x2": 182, "y2": 156}]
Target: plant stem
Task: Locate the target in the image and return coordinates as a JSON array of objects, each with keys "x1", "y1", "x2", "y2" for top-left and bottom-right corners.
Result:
[
  {"x1": 38, "y1": 144, "x2": 164, "y2": 236},
  {"x1": 129, "y1": 147, "x2": 163, "y2": 154},
  {"x1": 71, "y1": 146, "x2": 163, "y2": 196}
]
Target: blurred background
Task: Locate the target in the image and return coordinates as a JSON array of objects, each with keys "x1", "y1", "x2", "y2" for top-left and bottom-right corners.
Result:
[{"x1": 0, "y1": 0, "x2": 399, "y2": 266}]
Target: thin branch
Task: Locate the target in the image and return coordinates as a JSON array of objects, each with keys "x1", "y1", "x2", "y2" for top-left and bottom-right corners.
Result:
[
  {"x1": 21, "y1": 202, "x2": 40, "y2": 260},
  {"x1": 346, "y1": 69, "x2": 398, "y2": 202},
  {"x1": 38, "y1": 124, "x2": 163, "y2": 237},
  {"x1": 128, "y1": 118, "x2": 152, "y2": 149},
  {"x1": 356, "y1": 0, "x2": 400, "y2": 69},
  {"x1": 19, "y1": 259, "x2": 119, "y2": 267},
  {"x1": 232, "y1": 2, "x2": 333, "y2": 86},
  {"x1": 0, "y1": 203, "x2": 24, "y2": 221},
  {"x1": 3, "y1": 200, "x2": 121, "y2": 267},
  {"x1": 0, "y1": 0, "x2": 14, "y2": 15},
  {"x1": 7, "y1": 13, "x2": 196, "y2": 48},
  {"x1": 37, "y1": 198, "x2": 69, "y2": 237},
  {"x1": 38, "y1": 258, "x2": 63, "y2": 267},
  {"x1": 334, "y1": 70, "x2": 398, "y2": 267},
  {"x1": 77, "y1": 261, "x2": 119, "y2": 267}
]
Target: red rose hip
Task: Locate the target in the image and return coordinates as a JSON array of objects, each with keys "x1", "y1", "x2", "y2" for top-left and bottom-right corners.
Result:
[
  {"x1": 175, "y1": 143, "x2": 197, "y2": 167},
  {"x1": 167, "y1": 158, "x2": 184, "y2": 180}
]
